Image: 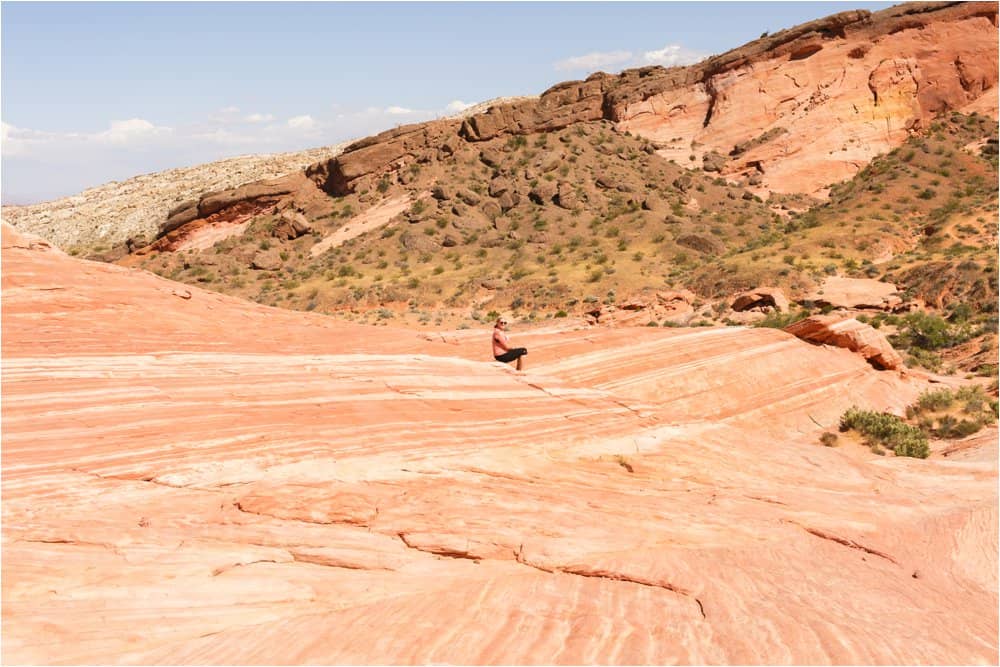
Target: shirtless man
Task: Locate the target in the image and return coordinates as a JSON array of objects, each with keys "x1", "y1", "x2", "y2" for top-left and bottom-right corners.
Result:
[{"x1": 492, "y1": 317, "x2": 527, "y2": 370}]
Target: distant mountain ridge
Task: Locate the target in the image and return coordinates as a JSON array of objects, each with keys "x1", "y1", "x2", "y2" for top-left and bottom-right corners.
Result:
[{"x1": 0, "y1": 96, "x2": 535, "y2": 250}]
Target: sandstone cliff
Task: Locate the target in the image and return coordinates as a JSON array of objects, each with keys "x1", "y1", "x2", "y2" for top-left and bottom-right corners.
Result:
[
  {"x1": 3, "y1": 223, "x2": 997, "y2": 664},
  {"x1": 307, "y1": 1, "x2": 997, "y2": 199}
]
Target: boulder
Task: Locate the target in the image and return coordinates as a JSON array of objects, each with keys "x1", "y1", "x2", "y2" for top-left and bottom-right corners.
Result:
[
  {"x1": 479, "y1": 149, "x2": 503, "y2": 168},
  {"x1": 431, "y1": 185, "x2": 453, "y2": 201},
  {"x1": 439, "y1": 135, "x2": 460, "y2": 157},
  {"x1": 702, "y1": 151, "x2": 727, "y2": 173},
  {"x1": 456, "y1": 189, "x2": 481, "y2": 206},
  {"x1": 784, "y1": 315, "x2": 903, "y2": 370},
  {"x1": 481, "y1": 201, "x2": 502, "y2": 221},
  {"x1": 556, "y1": 181, "x2": 579, "y2": 209},
  {"x1": 805, "y1": 277, "x2": 901, "y2": 311},
  {"x1": 498, "y1": 191, "x2": 520, "y2": 212},
  {"x1": 251, "y1": 248, "x2": 283, "y2": 271},
  {"x1": 656, "y1": 289, "x2": 696, "y2": 309},
  {"x1": 595, "y1": 173, "x2": 618, "y2": 190},
  {"x1": 489, "y1": 177, "x2": 514, "y2": 197},
  {"x1": 529, "y1": 181, "x2": 558, "y2": 205},
  {"x1": 536, "y1": 152, "x2": 562, "y2": 173},
  {"x1": 732, "y1": 287, "x2": 790, "y2": 313},
  {"x1": 272, "y1": 210, "x2": 312, "y2": 240},
  {"x1": 676, "y1": 234, "x2": 723, "y2": 255},
  {"x1": 672, "y1": 175, "x2": 693, "y2": 192},
  {"x1": 399, "y1": 231, "x2": 440, "y2": 253}
]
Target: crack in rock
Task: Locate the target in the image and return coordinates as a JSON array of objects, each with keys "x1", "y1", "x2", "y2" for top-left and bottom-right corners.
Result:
[
  {"x1": 18, "y1": 538, "x2": 125, "y2": 558},
  {"x1": 289, "y1": 550, "x2": 396, "y2": 572},
  {"x1": 796, "y1": 523, "x2": 899, "y2": 564},
  {"x1": 397, "y1": 532, "x2": 482, "y2": 562},
  {"x1": 211, "y1": 559, "x2": 282, "y2": 576},
  {"x1": 519, "y1": 556, "x2": 709, "y2": 619},
  {"x1": 233, "y1": 501, "x2": 372, "y2": 528}
]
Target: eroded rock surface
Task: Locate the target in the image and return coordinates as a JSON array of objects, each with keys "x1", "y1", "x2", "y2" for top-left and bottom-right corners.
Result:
[
  {"x1": 2, "y1": 223, "x2": 997, "y2": 664},
  {"x1": 807, "y1": 276, "x2": 903, "y2": 311},
  {"x1": 785, "y1": 314, "x2": 905, "y2": 370}
]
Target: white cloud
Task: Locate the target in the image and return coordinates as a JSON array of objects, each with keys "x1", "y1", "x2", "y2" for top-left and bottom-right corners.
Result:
[
  {"x1": 97, "y1": 118, "x2": 172, "y2": 145},
  {"x1": 446, "y1": 100, "x2": 473, "y2": 113},
  {"x1": 287, "y1": 115, "x2": 316, "y2": 130},
  {"x1": 642, "y1": 44, "x2": 707, "y2": 67},
  {"x1": 3, "y1": 122, "x2": 54, "y2": 157},
  {"x1": 554, "y1": 50, "x2": 632, "y2": 72},
  {"x1": 552, "y1": 44, "x2": 709, "y2": 75},
  {"x1": 245, "y1": 113, "x2": 274, "y2": 123},
  {"x1": 219, "y1": 106, "x2": 241, "y2": 114},
  {"x1": 385, "y1": 106, "x2": 414, "y2": 115}
]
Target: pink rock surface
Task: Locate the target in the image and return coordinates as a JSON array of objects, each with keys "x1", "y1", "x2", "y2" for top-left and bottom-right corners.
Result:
[{"x1": 2, "y1": 224, "x2": 996, "y2": 664}]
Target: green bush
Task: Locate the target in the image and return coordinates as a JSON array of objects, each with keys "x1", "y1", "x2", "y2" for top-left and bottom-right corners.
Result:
[
  {"x1": 839, "y1": 407, "x2": 929, "y2": 458},
  {"x1": 754, "y1": 308, "x2": 808, "y2": 329},
  {"x1": 915, "y1": 389, "x2": 955, "y2": 413},
  {"x1": 906, "y1": 386, "x2": 998, "y2": 439},
  {"x1": 891, "y1": 312, "x2": 971, "y2": 351}
]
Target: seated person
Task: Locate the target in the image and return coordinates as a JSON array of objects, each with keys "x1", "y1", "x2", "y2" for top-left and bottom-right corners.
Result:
[{"x1": 492, "y1": 317, "x2": 527, "y2": 370}]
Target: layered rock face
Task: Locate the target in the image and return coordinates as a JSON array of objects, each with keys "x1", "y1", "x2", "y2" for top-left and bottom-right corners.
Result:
[
  {"x1": 304, "y1": 2, "x2": 997, "y2": 199},
  {"x1": 1, "y1": 144, "x2": 350, "y2": 249},
  {"x1": 3, "y1": 222, "x2": 997, "y2": 664},
  {"x1": 616, "y1": 2, "x2": 999, "y2": 195}
]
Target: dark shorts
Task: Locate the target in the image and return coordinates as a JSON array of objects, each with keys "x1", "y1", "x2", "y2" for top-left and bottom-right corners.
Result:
[{"x1": 495, "y1": 348, "x2": 527, "y2": 363}]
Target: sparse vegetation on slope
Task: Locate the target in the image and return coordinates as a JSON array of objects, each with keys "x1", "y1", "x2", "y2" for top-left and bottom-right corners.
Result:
[{"x1": 839, "y1": 385, "x2": 998, "y2": 457}]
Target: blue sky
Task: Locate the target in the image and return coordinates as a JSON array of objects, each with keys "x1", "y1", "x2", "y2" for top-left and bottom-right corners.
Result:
[{"x1": 2, "y1": 1, "x2": 895, "y2": 204}]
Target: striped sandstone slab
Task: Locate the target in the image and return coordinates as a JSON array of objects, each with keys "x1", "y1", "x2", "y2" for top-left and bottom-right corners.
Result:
[{"x1": 3, "y1": 224, "x2": 996, "y2": 664}]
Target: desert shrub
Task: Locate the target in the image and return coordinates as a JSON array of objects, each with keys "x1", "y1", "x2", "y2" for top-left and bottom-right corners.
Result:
[
  {"x1": 905, "y1": 348, "x2": 943, "y2": 372},
  {"x1": 906, "y1": 386, "x2": 998, "y2": 438},
  {"x1": 891, "y1": 312, "x2": 972, "y2": 351},
  {"x1": 820, "y1": 432, "x2": 839, "y2": 447},
  {"x1": 754, "y1": 308, "x2": 808, "y2": 329},
  {"x1": 839, "y1": 408, "x2": 929, "y2": 458},
  {"x1": 915, "y1": 389, "x2": 955, "y2": 413}
]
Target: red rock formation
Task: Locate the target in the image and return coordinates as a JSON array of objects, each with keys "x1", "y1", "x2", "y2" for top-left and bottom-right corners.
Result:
[
  {"x1": 785, "y1": 314, "x2": 905, "y2": 370},
  {"x1": 806, "y1": 276, "x2": 903, "y2": 311},
  {"x1": 142, "y1": 2, "x2": 997, "y2": 246},
  {"x1": 3, "y1": 223, "x2": 996, "y2": 664},
  {"x1": 732, "y1": 287, "x2": 791, "y2": 312},
  {"x1": 615, "y1": 2, "x2": 999, "y2": 195},
  {"x1": 303, "y1": 2, "x2": 997, "y2": 198}
]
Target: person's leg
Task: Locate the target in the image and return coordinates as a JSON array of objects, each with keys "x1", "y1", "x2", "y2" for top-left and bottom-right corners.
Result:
[{"x1": 516, "y1": 355, "x2": 523, "y2": 370}]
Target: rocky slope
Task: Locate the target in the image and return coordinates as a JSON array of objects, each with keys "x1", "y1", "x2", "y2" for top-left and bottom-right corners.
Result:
[
  {"x1": 303, "y1": 2, "x2": 1000, "y2": 199},
  {"x1": 3, "y1": 223, "x2": 998, "y2": 664},
  {"x1": 0, "y1": 145, "x2": 350, "y2": 250},
  {"x1": 0, "y1": 97, "x2": 534, "y2": 250}
]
